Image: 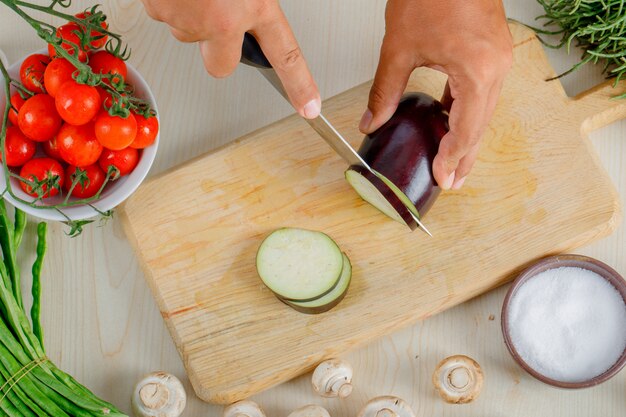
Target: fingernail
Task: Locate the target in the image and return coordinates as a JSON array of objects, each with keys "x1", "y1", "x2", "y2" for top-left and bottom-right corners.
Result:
[
  {"x1": 441, "y1": 171, "x2": 456, "y2": 190},
  {"x1": 359, "y1": 109, "x2": 373, "y2": 132},
  {"x1": 452, "y1": 175, "x2": 466, "y2": 190},
  {"x1": 302, "y1": 98, "x2": 321, "y2": 119}
]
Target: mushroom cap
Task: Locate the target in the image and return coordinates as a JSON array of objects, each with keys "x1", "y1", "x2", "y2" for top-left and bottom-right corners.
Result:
[
  {"x1": 223, "y1": 400, "x2": 266, "y2": 417},
  {"x1": 311, "y1": 358, "x2": 353, "y2": 398},
  {"x1": 432, "y1": 355, "x2": 483, "y2": 404},
  {"x1": 356, "y1": 396, "x2": 415, "y2": 417},
  {"x1": 287, "y1": 404, "x2": 331, "y2": 417},
  {"x1": 131, "y1": 371, "x2": 186, "y2": 417}
]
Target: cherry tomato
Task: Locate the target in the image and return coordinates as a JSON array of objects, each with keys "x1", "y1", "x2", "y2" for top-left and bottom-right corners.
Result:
[
  {"x1": 88, "y1": 51, "x2": 127, "y2": 84},
  {"x1": 95, "y1": 86, "x2": 127, "y2": 109},
  {"x1": 55, "y1": 81, "x2": 101, "y2": 126},
  {"x1": 130, "y1": 113, "x2": 159, "y2": 149},
  {"x1": 43, "y1": 58, "x2": 76, "y2": 98},
  {"x1": 94, "y1": 111, "x2": 137, "y2": 150},
  {"x1": 2, "y1": 126, "x2": 36, "y2": 167},
  {"x1": 57, "y1": 122, "x2": 103, "y2": 167},
  {"x1": 42, "y1": 136, "x2": 64, "y2": 161},
  {"x1": 19, "y1": 54, "x2": 50, "y2": 94},
  {"x1": 8, "y1": 93, "x2": 26, "y2": 126},
  {"x1": 48, "y1": 23, "x2": 88, "y2": 62},
  {"x1": 19, "y1": 157, "x2": 64, "y2": 198},
  {"x1": 98, "y1": 147, "x2": 138, "y2": 177},
  {"x1": 75, "y1": 11, "x2": 109, "y2": 49},
  {"x1": 18, "y1": 94, "x2": 62, "y2": 142},
  {"x1": 64, "y1": 164, "x2": 106, "y2": 198}
]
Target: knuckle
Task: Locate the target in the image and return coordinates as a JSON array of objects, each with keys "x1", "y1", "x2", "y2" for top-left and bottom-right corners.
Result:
[
  {"x1": 277, "y1": 47, "x2": 303, "y2": 70},
  {"x1": 369, "y1": 83, "x2": 388, "y2": 108}
]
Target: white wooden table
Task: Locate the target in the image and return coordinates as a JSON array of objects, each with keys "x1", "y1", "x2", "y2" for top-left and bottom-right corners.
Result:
[{"x1": 1, "y1": 1, "x2": 625, "y2": 415}]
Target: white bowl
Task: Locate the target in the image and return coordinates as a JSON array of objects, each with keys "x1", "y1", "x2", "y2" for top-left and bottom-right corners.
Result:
[{"x1": 0, "y1": 48, "x2": 159, "y2": 221}]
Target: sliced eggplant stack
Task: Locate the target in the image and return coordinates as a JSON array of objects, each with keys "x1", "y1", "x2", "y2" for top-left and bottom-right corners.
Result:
[
  {"x1": 283, "y1": 253, "x2": 352, "y2": 314},
  {"x1": 256, "y1": 228, "x2": 352, "y2": 314},
  {"x1": 346, "y1": 92, "x2": 449, "y2": 229}
]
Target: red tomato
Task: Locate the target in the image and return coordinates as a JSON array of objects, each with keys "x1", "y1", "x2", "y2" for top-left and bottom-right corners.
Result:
[
  {"x1": 75, "y1": 11, "x2": 109, "y2": 49},
  {"x1": 57, "y1": 122, "x2": 103, "y2": 167},
  {"x1": 55, "y1": 81, "x2": 101, "y2": 126},
  {"x1": 98, "y1": 147, "x2": 138, "y2": 177},
  {"x1": 64, "y1": 164, "x2": 106, "y2": 198},
  {"x1": 8, "y1": 93, "x2": 26, "y2": 126},
  {"x1": 18, "y1": 94, "x2": 62, "y2": 142},
  {"x1": 19, "y1": 157, "x2": 64, "y2": 198},
  {"x1": 130, "y1": 113, "x2": 159, "y2": 149},
  {"x1": 19, "y1": 54, "x2": 50, "y2": 94},
  {"x1": 48, "y1": 23, "x2": 88, "y2": 62},
  {"x1": 42, "y1": 136, "x2": 64, "y2": 161},
  {"x1": 95, "y1": 86, "x2": 127, "y2": 109},
  {"x1": 43, "y1": 58, "x2": 76, "y2": 98},
  {"x1": 94, "y1": 111, "x2": 137, "y2": 150},
  {"x1": 88, "y1": 51, "x2": 127, "y2": 84},
  {"x1": 2, "y1": 126, "x2": 36, "y2": 167}
]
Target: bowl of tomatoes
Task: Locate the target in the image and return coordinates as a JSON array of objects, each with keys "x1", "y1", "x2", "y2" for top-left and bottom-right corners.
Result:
[{"x1": 0, "y1": 42, "x2": 159, "y2": 222}]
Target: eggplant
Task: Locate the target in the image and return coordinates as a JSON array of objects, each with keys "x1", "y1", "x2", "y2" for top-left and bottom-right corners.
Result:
[{"x1": 346, "y1": 92, "x2": 448, "y2": 228}]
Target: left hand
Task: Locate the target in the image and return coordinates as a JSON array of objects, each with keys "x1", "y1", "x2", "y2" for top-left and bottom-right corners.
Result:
[{"x1": 360, "y1": 0, "x2": 513, "y2": 190}]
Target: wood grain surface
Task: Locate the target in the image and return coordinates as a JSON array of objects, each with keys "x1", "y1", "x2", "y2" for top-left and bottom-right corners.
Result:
[
  {"x1": 1, "y1": 0, "x2": 625, "y2": 416},
  {"x1": 121, "y1": 22, "x2": 623, "y2": 404}
]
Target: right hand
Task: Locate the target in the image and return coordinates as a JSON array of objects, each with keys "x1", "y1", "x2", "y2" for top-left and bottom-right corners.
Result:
[{"x1": 140, "y1": 0, "x2": 321, "y2": 119}]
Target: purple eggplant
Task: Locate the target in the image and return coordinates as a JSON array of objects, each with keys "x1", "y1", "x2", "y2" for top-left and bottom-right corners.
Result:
[{"x1": 345, "y1": 92, "x2": 448, "y2": 229}]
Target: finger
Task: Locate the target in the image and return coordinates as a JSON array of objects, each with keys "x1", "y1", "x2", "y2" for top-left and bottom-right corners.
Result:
[
  {"x1": 360, "y1": 36, "x2": 415, "y2": 134},
  {"x1": 450, "y1": 143, "x2": 480, "y2": 189},
  {"x1": 253, "y1": 6, "x2": 320, "y2": 119},
  {"x1": 440, "y1": 81, "x2": 452, "y2": 113},
  {"x1": 170, "y1": 27, "x2": 202, "y2": 43},
  {"x1": 432, "y1": 78, "x2": 491, "y2": 189},
  {"x1": 198, "y1": 32, "x2": 245, "y2": 78}
]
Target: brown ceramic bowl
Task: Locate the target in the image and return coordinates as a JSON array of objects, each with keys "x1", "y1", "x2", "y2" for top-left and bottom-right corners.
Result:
[{"x1": 501, "y1": 254, "x2": 626, "y2": 389}]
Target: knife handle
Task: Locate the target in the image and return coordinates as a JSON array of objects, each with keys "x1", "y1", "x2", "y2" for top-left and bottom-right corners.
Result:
[{"x1": 241, "y1": 33, "x2": 272, "y2": 69}]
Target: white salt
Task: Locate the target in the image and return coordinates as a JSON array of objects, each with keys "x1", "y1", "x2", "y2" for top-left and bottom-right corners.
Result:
[{"x1": 507, "y1": 266, "x2": 626, "y2": 382}]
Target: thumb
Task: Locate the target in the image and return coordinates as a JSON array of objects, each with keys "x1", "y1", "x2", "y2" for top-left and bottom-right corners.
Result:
[{"x1": 360, "y1": 36, "x2": 415, "y2": 134}]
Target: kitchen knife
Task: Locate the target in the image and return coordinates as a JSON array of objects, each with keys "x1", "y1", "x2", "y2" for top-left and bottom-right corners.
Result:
[{"x1": 240, "y1": 33, "x2": 431, "y2": 236}]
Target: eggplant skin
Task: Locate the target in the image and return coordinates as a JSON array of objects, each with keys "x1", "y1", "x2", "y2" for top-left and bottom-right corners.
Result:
[{"x1": 358, "y1": 93, "x2": 448, "y2": 216}]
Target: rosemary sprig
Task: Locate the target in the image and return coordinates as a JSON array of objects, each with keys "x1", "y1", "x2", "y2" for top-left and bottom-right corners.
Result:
[{"x1": 534, "y1": 0, "x2": 626, "y2": 98}]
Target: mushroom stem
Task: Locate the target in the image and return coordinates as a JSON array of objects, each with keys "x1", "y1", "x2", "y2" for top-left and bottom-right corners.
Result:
[
  {"x1": 432, "y1": 355, "x2": 484, "y2": 404},
  {"x1": 311, "y1": 359, "x2": 353, "y2": 398},
  {"x1": 287, "y1": 405, "x2": 331, "y2": 417},
  {"x1": 131, "y1": 372, "x2": 186, "y2": 417},
  {"x1": 376, "y1": 408, "x2": 399, "y2": 417}
]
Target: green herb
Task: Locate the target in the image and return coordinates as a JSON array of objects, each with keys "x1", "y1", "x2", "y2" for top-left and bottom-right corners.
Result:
[
  {"x1": 0, "y1": 206, "x2": 127, "y2": 415},
  {"x1": 532, "y1": 0, "x2": 626, "y2": 98}
]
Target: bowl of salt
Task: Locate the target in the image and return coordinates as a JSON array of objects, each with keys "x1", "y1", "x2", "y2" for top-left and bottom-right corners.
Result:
[{"x1": 501, "y1": 254, "x2": 626, "y2": 388}]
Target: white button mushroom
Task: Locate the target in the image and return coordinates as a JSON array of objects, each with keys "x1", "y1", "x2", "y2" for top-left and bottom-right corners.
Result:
[
  {"x1": 131, "y1": 371, "x2": 186, "y2": 417},
  {"x1": 287, "y1": 405, "x2": 331, "y2": 417},
  {"x1": 223, "y1": 400, "x2": 266, "y2": 417},
  {"x1": 356, "y1": 396, "x2": 415, "y2": 417},
  {"x1": 311, "y1": 358, "x2": 353, "y2": 398},
  {"x1": 432, "y1": 355, "x2": 483, "y2": 404}
]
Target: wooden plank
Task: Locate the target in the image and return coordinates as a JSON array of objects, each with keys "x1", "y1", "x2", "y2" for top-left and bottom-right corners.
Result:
[{"x1": 120, "y1": 23, "x2": 624, "y2": 404}]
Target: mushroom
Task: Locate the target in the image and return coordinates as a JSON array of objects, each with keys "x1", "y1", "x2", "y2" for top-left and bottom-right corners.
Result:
[
  {"x1": 287, "y1": 405, "x2": 331, "y2": 417},
  {"x1": 432, "y1": 355, "x2": 483, "y2": 404},
  {"x1": 131, "y1": 371, "x2": 186, "y2": 417},
  {"x1": 356, "y1": 396, "x2": 415, "y2": 417},
  {"x1": 223, "y1": 400, "x2": 266, "y2": 417},
  {"x1": 311, "y1": 358, "x2": 353, "y2": 398}
]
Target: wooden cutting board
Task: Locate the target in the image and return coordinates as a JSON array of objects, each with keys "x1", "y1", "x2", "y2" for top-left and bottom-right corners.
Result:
[{"x1": 120, "y1": 23, "x2": 625, "y2": 404}]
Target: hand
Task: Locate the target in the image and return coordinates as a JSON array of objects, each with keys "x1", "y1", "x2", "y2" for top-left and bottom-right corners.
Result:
[
  {"x1": 360, "y1": 0, "x2": 512, "y2": 189},
  {"x1": 140, "y1": 0, "x2": 321, "y2": 119}
]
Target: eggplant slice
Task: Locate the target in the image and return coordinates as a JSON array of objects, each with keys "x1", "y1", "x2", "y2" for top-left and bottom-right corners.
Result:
[
  {"x1": 282, "y1": 253, "x2": 352, "y2": 314},
  {"x1": 256, "y1": 228, "x2": 344, "y2": 301}
]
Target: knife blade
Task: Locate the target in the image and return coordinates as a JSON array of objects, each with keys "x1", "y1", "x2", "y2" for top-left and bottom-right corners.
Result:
[{"x1": 240, "y1": 34, "x2": 431, "y2": 236}]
